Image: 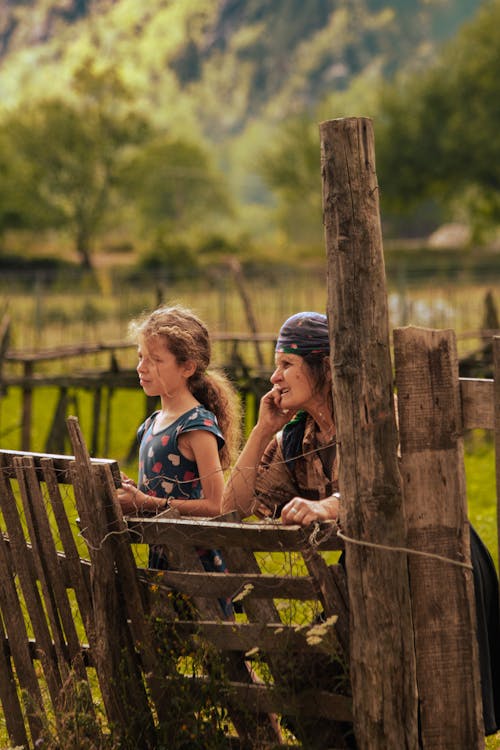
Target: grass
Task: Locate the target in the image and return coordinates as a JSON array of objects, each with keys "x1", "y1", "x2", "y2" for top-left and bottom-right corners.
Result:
[{"x1": 0, "y1": 275, "x2": 499, "y2": 747}]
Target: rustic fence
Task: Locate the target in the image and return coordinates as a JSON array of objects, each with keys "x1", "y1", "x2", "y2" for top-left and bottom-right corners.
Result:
[
  {"x1": 0, "y1": 117, "x2": 499, "y2": 749},
  {"x1": 0, "y1": 319, "x2": 497, "y2": 459}
]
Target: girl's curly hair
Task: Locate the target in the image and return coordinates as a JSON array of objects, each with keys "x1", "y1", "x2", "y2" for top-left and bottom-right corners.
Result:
[{"x1": 130, "y1": 305, "x2": 242, "y2": 469}]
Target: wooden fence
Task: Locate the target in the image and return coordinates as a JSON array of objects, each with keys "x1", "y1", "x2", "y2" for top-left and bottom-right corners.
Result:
[
  {"x1": 0, "y1": 320, "x2": 497, "y2": 459},
  {"x1": 0, "y1": 117, "x2": 499, "y2": 749}
]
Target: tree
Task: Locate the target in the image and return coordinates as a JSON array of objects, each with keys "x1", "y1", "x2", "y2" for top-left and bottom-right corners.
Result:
[
  {"x1": 258, "y1": 116, "x2": 324, "y2": 249},
  {"x1": 375, "y1": 0, "x2": 500, "y2": 239},
  {"x1": 1, "y1": 60, "x2": 150, "y2": 269},
  {"x1": 121, "y1": 135, "x2": 232, "y2": 236}
]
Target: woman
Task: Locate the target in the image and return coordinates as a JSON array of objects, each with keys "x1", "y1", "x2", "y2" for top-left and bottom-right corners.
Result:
[
  {"x1": 222, "y1": 310, "x2": 500, "y2": 738},
  {"x1": 222, "y1": 310, "x2": 339, "y2": 525}
]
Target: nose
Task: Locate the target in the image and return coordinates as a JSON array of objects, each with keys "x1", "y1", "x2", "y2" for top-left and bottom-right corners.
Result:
[{"x1": 270, "y1": 366, "x2": 282, "y2": 384}]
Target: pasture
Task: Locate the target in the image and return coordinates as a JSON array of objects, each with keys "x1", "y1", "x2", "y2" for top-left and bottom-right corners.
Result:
[
  {"x1": 0, "y1": 266, "x2": 499, "y2": 748},
  {"x1": 1, "y1": 270, "x2": 499, "y2": 567}
]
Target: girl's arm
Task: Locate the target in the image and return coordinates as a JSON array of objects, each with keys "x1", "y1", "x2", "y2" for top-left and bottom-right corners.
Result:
[
  {"x1": 116, "y1": 432, "x2": 224, "y2": 517},
  {"x1": 221, "y1": 387, "x2": 293, "y2": 517},
  {"x1": 168, "y1": 430, "x2": 225, "y2": 517}
]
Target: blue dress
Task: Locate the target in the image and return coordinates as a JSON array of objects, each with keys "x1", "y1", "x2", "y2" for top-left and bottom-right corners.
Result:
[{"x1": 137, "y1": 406, "x2": 232, "y2": 618}]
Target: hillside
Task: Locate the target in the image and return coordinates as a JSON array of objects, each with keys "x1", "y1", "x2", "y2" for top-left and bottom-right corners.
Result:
[{"x1": 0, "y1": 0, "x2": 485, "y2": 142}]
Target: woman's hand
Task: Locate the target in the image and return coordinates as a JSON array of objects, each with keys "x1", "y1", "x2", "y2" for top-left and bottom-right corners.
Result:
[
  {"x1": 281, "y1": 494, "x2": 340, "y2": 526},
  {"x1": 256, "y1": 386, "x2": 295, "y2": 436}
]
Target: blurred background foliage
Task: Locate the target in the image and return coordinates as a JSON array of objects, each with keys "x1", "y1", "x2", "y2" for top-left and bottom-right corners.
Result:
[{"x1": 0, "y1": 0, "x2": 499, "y2": 275}]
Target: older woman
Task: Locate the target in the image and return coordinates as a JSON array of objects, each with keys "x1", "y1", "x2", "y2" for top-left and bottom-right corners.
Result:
[
  {"x1": 222, "y1": 310, "x2": 500, "y2": 738},
  {"x1": 222, "y1": 311, "x2": 340, "y2": 524}
]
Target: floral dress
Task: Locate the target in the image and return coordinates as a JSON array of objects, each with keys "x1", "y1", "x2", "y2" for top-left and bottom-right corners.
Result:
[{"x1": 137, "y1": 405, "x2": 232, "y2": 617}]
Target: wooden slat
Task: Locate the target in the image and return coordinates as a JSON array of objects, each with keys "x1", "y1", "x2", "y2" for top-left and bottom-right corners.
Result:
[
  {"x1": 0, "y1": 616, "x2": 29, "y2": 750},
  {"x1": 0, "y1": 469, "x2": 63, "y2": 702},
  {"x1": 159, "y1": 675, "x2": 353, "y2": 722},
  {"x1": 301, "y1": 549, "x2": 349, "y2": 657},
  {"x1": 14, "y1": 456, "x2": 86, "y2": 680},
  {"x1": 0, "y1": 448, "x2": 121, "y2": 485},
  {"x1": 142, "y1": 568, "x2": 318, "y2": 600},
  {"x1": 0, "y1": 531, "x2": 45, "y2": 744},
  {"x1": 41, "y1": 459, "x2": 95, "y2": 646},
  {"x1": 494, "y1": 338, "x2": 500, "y2": 573},
  {"x1": 460, "y1": 377, "x2": 494, "y2": 429},
  {"x1": 67, "y1": 424, "x2": 158, "y2": 749},
  {"x1": 395, "y1": 326, "x2": 484, "y2": 747},
  {"x1": 163, "y1": 620, "x2": 336, "y2": 654},
  {"x1": 127, "y1": 516, "x2": 344, "y2": 551}
]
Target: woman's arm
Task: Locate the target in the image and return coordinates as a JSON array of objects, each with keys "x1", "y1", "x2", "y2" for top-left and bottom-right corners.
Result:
[
  {"x1": 221, "y1": 387, "x2": 293, "y2": 517},
  {"x1": 280, "y1": 494, "x2": 340, "y2": 526}
]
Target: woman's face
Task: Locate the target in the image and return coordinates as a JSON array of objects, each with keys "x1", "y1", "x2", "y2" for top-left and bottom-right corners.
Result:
[{"x1": 270, "y1": 352, "x2": 318, "y2": 411}]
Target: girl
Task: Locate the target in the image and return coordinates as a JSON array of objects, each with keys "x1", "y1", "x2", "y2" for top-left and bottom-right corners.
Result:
[{"x1": 117, "y1": 304, "x2": 241, "y2": 615}]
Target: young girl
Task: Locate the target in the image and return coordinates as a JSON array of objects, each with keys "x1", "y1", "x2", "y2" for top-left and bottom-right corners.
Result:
[{"x1": 117, "y1": 305, "x2": 241, "y2": 615}]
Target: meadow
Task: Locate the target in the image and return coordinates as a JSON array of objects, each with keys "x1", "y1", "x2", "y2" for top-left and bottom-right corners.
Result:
[
  {"x1": 0, "y1": 269, "x2": 499, "y2": 748},
  {"x1": 1, "y1": 269, "x2": 498, "y2": 562}
]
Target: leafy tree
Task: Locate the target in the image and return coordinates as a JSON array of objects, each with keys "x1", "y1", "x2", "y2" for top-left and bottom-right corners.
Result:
[
  {"x1": 375, "y1": 0, "x2": 500, "y2": 239},
  {"x1": 258, "y1": 116, "x2": 324, "y2": 248},
  {"x1": 121, "y1": 135, "x2": 233, "y2": 236},
  {"x1": 0, "y1": 60, "x2": 150, "y2": 268}
]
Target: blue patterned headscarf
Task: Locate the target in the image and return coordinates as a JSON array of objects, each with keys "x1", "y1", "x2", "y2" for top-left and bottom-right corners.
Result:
[{"x1": 275, "y1": 312, "x2": 330, "y2": 356}]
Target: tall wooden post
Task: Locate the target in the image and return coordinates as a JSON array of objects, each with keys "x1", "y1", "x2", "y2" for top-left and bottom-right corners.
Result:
[
  {"x1": 495, "y1": 336, "x2": 500, "y2": 574},
  {"x1": 319, "y1": 117, "x2": 419, "y2": 748},
  {"x1": 394, "y1": 326, "x2": 484, "y2": 748}
]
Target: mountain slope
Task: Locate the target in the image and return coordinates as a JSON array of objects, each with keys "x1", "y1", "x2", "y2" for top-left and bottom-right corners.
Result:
[{"x1": 0, "y1": 0, "x2": 484, "y2": 142}]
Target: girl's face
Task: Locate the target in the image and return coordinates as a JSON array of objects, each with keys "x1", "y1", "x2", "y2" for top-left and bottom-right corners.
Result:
[
  {"x1": 270, "y1": 352, "x2": 318, "y2": 411},
  {"x1": 136, "y1": 338, "x2": 192, "y2": 398}
]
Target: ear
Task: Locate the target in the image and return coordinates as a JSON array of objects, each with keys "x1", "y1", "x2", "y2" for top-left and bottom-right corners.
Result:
[{"x1": 183, "y1": 359, "x2": 197, "y2": 379}]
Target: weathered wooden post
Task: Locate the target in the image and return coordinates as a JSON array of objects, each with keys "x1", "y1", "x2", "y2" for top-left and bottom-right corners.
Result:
[
  {"x1": 495, "y1": 336, "x2": 500, "y2": 573},
  {"x1": 319, "y1": 116, "x2": 419, "y2": 748},
  {"x1": 394, "y1": 326, "x2": 485, "y2": 748}
]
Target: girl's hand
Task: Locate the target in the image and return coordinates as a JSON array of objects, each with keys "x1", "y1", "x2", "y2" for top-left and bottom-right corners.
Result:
[
  {"x1": 120, "y1": 471, "x2": 137, "y2": 488},
  {"x1": 116, "y1": 483, "x2": 143, "y2": 514}
]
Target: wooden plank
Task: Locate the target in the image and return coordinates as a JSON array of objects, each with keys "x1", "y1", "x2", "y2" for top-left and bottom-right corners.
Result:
[
  {"x1": 494, "y1": 337, "x2": 500, "y2": 573},
  {"x1": 66, "y1": 420, "x2": 158, "y2": 748},
  {"x1": 0, "y1": 532, "x2": 45, "y2": 744},
  {"x1": 394, "y1": 325, "x2": 484, "y2": 748},
  {"x1": 163, "y1": 620, "x2": 337, "y2": 654},
  {"x1": 41, "y1": 458, "x2": 95, "y2": 647},
  {"x1": 127, "y1": 516, "x2": 344, "y2": 552},
  {"x1": 0, "y1": 469, "x2": 64, "y2": 703},
  {"x1": 13, "y1": 456, "x2": 91, "y2": 694},
  {"x1": 0, "y1": 616, "x2": 29, "y2": 750},
  {"x1": 320, "y1": 116, "x2": 418, "y2": 749},
  {"x1": 93, "y1": 461, "x2": 185, "y2": 723},
  {"x1": 0, "y1": 448, "x2": 121, "y2": 486},
  {"x1": 141, "y1": 568, "x2": 318, "y2": 600},
  {"x1": 301, "y1": 550, "x2": 349, "y2": 658},
  {"x1": 460, "y1": 377, "x2": 494, "y2": 429},
  {"x1": 158, "y1": 676, "x2": 353, "y2": 722}
]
